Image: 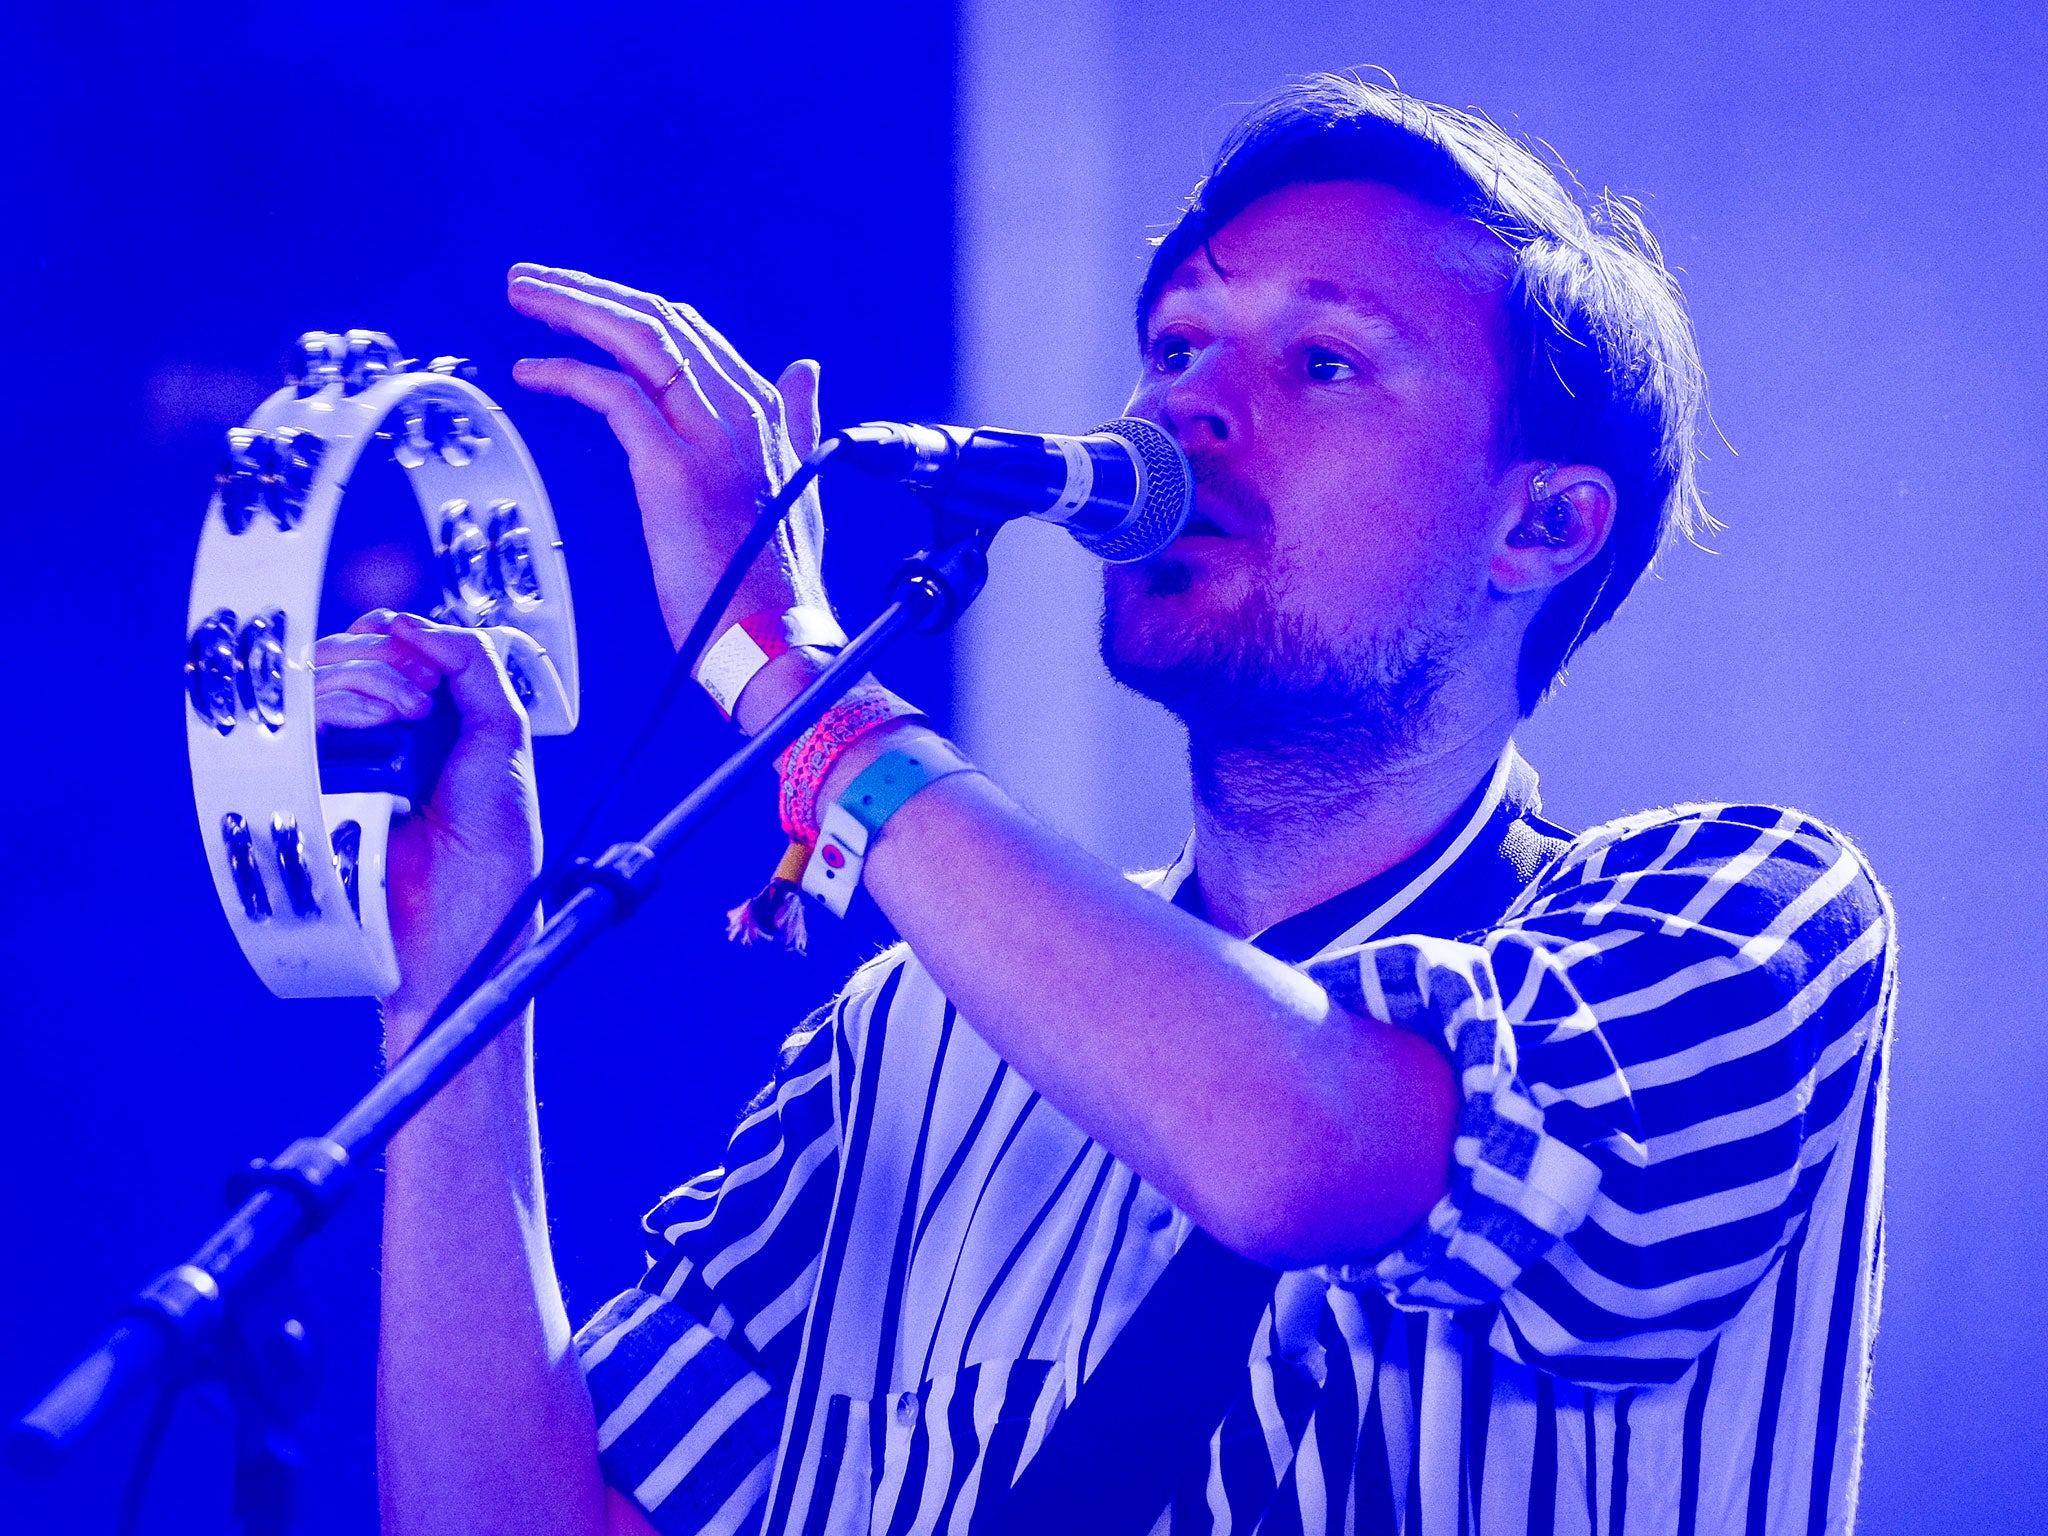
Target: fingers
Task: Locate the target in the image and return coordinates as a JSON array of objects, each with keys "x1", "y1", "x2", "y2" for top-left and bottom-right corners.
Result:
[
  {"x1": 379, "y1": 614, "x2": 526, "y2": 745},
  {"x1": 661, "y1": 298, "x2": 777, "y2": 411},
  {"x1": 318, "y1": 629, "x2": 440, "y2": 689},
  {"x1": 509, "y1": 356, "x2": 677, "y2": 462},
  {"x1": 777, "y1": 359, "x2": 822, "y2": 461},
  {"x1": 315, "y1": 658, "x2": 434, "y2": 714},
  {"x1": 512, "y1": 263, "x2": 779, "y2": 413},
  {"x1": 323, "y1": 612, "x2": 524, "y2": 744},
  {"x1": 508, "y1": 272, "x2": 682, "y2": 395},
  {"x1": 316, "y1": 688, "x2": 409, "y2": 731},
  {"x1": 315, "y1": 627, "x2": 437, "y2": 731},
  {"x1": 509, "y1": 271, "x2": 767, "y2": 452}
]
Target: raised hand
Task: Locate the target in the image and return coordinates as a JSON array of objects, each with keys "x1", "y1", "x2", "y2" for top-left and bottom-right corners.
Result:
[
  {"x1": 506, "y1": 264, "x2": 827, "y2": 650},
  {"x1": 313, "y1": 611, "x2": 542, "y2": 1037}
]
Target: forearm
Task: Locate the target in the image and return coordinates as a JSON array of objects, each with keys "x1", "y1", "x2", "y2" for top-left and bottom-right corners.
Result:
[
  {"x1": 748, "y1": 658, "x2": 1454, "y2": 1265},
  {"x1": 376, "y1": 1006, "x2": 610, "y2": 1536},
  {"x1": 871, "y1": 762, "x2": 1450, "y2": 1263}
]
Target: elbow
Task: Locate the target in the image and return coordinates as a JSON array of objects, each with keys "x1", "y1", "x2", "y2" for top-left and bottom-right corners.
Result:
[
  {"x1": 1202, "y1": 1162, "x2": 1447, "y2": 1273},
  {"x1": 1195, "y1": 1032, "x2": 1459, "y2": 1272}
]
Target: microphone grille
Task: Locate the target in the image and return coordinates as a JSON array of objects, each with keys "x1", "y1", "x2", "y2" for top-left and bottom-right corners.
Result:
[{"x1": 1075, "y1": 417, "x2": 1193, "y2": 563}]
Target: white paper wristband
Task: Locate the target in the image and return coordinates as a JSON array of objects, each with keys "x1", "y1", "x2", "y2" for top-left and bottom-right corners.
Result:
[{"x1": 693, "y1": 606, "x2": 848, "y2": 718}]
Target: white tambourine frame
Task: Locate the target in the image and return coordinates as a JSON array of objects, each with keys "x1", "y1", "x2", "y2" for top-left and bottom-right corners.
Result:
[{"x1": 187, "y1": 337, "x2": 578, "y2": 999}]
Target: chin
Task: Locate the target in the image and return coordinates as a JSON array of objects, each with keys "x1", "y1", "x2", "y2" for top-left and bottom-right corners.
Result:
[
  {"x1": 1099, "y1": 560, "x2": 1260, "y2": 703},
  {"x1": 1100, "y1": 557, "x2": 1458, "y2": 769}
]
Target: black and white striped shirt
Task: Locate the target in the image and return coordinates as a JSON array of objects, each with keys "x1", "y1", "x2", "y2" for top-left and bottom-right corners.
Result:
[{"x1": 574, "y1": 746, "x2": 1894, "y2": 1535}]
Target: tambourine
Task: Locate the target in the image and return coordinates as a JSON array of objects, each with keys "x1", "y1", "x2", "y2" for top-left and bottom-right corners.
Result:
[{"x1": 185, "y1": 330, "x2": 578, "y2": 998}]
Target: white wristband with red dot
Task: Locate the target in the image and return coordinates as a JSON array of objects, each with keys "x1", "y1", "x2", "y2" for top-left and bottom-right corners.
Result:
[{"x1": 801, "y1": 738, "x2": 978, "y2": 917}]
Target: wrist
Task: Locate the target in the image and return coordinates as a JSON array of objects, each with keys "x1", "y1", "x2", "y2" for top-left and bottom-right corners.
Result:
[
  {"x1": 382, "y1": 990, "x2": 534, "y2": 1081},
  {"x1": 733, "y1": 645, "x2": 835, "y2": 735},
  {"x1": 382, "y1": 903, "x2": 543, "y2": 1058},
  {"x1": 698, "y1": 603, "x2": 845, "y2": 722},
  {"x1": 798, "y1": 733, "x2": 979, "y2": 919},
  {"x1": 651, "y1": 529, "x2": 806, "y2": 644},
  {"x1": 725, "y1": 693, "x2": 969, "y2": 946},
  {"x1": 817, "y1": 718, "x2": 933, "y2": 810}
]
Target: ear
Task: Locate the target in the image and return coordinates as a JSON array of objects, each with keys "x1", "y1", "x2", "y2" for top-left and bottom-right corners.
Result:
[{"x1": 1489, "y1": 463, "x2": 1618, "y2": 597}]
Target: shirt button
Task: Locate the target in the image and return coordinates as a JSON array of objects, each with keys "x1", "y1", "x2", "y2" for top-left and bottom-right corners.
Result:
[{"x1": 895, "y1": 1391, "x2": 920, "y2": 1428}]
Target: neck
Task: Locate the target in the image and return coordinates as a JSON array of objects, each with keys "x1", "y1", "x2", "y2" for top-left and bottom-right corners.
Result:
[{"x1": 1184, "y1": 712, "x2": 1515, "y2": 938}]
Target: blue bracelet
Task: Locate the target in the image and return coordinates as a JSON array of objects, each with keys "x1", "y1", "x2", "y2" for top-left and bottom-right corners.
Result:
[{"x1": 800, "y1": 741, "x2": 976, "y2": 917}]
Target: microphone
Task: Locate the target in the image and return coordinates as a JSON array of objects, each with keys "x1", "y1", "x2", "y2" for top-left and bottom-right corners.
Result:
[{"x1": 831, "y1": 416, "x2": 1193, "y2": 563}]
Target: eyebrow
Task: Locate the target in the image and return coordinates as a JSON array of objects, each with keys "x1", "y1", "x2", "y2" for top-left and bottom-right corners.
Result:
[
  {"x1": 1294, "y1": 278, "x2": 1411, "y2": 338},
  {"x1": 1146, "y1": 264, "x2": 1412, "y2": 343}
]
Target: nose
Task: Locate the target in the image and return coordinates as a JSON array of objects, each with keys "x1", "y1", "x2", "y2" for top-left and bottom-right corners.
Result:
[{"x1": 1157, "y1": 344, "x2": 1239, "y2": 454}]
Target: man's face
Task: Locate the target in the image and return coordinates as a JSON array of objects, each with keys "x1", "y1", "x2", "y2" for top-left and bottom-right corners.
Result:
[{"x1": 1105, "y1": 179, "x2": 1517, "y2": 753}]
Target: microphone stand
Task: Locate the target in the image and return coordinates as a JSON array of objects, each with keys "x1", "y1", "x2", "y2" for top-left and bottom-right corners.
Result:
[{"x1": 9, "y1": 511, "x2": 996, "y2": 1531}]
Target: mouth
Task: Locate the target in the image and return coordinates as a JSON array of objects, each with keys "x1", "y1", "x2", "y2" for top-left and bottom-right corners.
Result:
[{"x1": 1176, "y1": 497, "x2": 1232, "y2": 541}]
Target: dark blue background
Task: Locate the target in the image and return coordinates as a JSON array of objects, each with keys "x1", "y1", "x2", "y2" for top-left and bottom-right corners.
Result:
[
  {"x1": 0, "y1": 4, "x2": 955, "y2": 1529},
  {"x1": 12, "y1": 4, "x2": 2045, "y2": 1533}
]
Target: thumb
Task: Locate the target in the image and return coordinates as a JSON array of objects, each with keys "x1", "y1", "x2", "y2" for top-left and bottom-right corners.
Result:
[{"x1": 777, "y1": 358, "x2": 822, "y2": 461}]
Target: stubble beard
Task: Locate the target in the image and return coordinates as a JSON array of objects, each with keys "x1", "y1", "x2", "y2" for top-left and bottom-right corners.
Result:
[{"x1": 1101, "y1": 551, "x2": 1454, "y2": 830}]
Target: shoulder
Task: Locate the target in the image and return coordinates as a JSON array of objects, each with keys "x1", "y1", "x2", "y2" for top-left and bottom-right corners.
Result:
[
  {"x1": 827, "y1": 939, "x2": 959, "y2": 1061},
  {"x1": 847, "y1": 939, "x2": 916, "y2": 996},
  {"x1": 1516, "y1": 801, "x2": 1894, "y2": 968},
  {"x1": 842, "y1": 938, "x2": 919, "y2": 1019},
  {"x1": 760, "y1": 941, "x2": 919, "y2": 1084}
]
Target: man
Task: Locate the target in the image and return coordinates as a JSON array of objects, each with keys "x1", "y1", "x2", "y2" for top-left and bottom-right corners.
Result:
[{"x1": 335, "y1": 78, "x2": 1893, "y2": 1535}]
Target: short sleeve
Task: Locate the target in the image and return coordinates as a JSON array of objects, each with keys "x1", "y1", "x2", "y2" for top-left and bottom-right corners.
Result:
[
  {"x1": 1304, "y1": 805, "x2": 1893, "y2": 1386},
  {"x1": 572, "y1": 951, "x2": 904, "y2": 1533}
]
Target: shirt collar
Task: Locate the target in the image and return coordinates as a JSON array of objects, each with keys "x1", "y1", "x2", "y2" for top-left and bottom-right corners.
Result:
[{"x1": 1154, "y1": 743, "x2": 1556, "y2": 964}]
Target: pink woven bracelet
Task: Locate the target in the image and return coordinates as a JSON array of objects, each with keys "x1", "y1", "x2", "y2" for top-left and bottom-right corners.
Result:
[{"x1": 777, "y1": 683, "x2": 924, "y2": 844}]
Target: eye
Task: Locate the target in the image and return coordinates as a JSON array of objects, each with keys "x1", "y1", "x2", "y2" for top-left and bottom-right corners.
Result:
[
  {"x1": 1155, "y1": 333, "x2": 1195, "y2": 373},
  {"x1": 1304, "y1": 346, "x2": 1356, "y2": 384}
]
